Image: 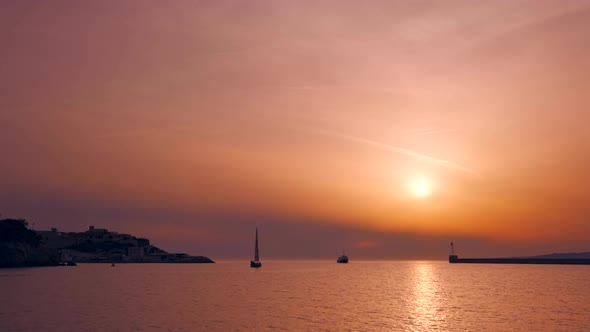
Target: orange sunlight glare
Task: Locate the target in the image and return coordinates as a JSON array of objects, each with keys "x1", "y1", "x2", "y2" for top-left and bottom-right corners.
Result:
[{"x1": 410, "y1": 176, "x2": 433, "y2": 199}]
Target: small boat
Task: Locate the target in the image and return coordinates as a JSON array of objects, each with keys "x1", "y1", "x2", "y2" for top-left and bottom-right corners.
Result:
[
  {"x1": 66, "y1": 261, "x2": 77, "y2": 266},
  {"x1": 250, "y1": 227, "x2": 262, "y2": 268},
  {"x1": 111, "y1": 263, "x2": 116, "y2": 267},
  {"x1": 337, "y1": 253, "x2": 349, "y2": 264}
]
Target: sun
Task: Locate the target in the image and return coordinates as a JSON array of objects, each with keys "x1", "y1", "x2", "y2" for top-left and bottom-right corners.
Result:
[{"x1": 410, "y1": 176, "x2": 433, "y2": 198}]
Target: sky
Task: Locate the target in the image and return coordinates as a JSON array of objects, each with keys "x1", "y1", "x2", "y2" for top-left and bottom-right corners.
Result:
[{"x1": 2, "y1": 0, "x2": 590, "y2": 259}]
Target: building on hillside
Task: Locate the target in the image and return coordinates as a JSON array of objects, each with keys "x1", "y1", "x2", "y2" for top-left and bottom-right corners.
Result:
[{"x1": 128, "y1": 246, "x2": 145, "y2": 260}]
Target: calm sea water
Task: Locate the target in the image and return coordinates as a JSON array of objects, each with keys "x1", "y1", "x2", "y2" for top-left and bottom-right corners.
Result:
[{"x1": 1, "y1": 261, "x2": 589, "y2": 331}]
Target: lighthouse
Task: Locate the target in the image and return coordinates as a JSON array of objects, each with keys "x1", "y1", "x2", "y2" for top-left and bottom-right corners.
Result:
[{"x1": 449, "y1": 241, "x2": 458, "y2": 262}]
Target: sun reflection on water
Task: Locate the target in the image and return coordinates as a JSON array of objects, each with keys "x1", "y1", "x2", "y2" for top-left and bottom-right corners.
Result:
[{"x1": 409, "y1": 263, "x2": 446, "y2": 331}]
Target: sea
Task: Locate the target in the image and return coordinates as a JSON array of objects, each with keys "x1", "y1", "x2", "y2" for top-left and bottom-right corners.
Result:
[{"x1": 1, "y1": 260, "x2": 589, "y2": 331}]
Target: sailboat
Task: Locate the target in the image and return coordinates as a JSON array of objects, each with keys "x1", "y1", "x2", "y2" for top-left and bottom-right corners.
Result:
[{"x1": 250, "y1": 227, "x2": 262, "y2": 268}]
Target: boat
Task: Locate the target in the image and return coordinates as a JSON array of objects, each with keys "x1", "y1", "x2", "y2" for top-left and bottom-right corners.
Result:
[
  {"x1": 59, "y1": 261, "x2": 77, "y2": 266},
  {"x1": 337, "y1": 253, "x2": 349, "y2": 264},
  {"x1": 250, "y1": 227, "x2": 262, "y2": 268}
]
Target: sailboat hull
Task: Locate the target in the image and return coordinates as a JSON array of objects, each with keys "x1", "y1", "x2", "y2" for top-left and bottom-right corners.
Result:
[{"x1": 250, "y1": 261, "x2": 262, "y2": 268}]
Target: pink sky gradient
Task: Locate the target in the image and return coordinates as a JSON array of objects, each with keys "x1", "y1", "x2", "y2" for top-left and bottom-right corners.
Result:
[{"x1": 2, "y1": 1, "x2": 590, "y2": 258}]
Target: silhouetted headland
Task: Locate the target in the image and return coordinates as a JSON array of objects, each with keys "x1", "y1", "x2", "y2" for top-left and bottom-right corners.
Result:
[{"x1": 0, "y1": 219, "x2": 214, "y2": 268}]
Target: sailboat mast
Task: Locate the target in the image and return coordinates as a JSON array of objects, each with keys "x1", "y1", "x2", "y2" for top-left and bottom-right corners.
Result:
[{"x1": 254, "y1": 227, "x2": 259, "y2": 261}]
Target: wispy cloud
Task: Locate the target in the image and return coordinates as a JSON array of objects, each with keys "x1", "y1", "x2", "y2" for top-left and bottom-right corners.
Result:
[
  {"x1": 307, "y1": 127, "x2": 476, "y2": 175},
  {"x1": 400, "y1": 127, "x2": 460, "y2": 138}
]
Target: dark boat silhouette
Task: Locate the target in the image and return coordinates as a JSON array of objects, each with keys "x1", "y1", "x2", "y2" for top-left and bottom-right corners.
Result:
[
  {"x1": 337, "y1": 253, "x2": 349, "y2": 264},
  {"x1": 250, "y1": 227, "x2": 262, "y2": 268}
]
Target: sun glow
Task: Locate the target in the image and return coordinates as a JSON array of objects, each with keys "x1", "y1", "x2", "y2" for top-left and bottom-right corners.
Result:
[{"x1": 410, "y1": 176, "x2": 433, "y2": 198}]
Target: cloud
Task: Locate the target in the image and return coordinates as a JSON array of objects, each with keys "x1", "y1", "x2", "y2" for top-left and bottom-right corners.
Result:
[{"x1": 306, "y1": 128, "x2": 477, "y2": 175}]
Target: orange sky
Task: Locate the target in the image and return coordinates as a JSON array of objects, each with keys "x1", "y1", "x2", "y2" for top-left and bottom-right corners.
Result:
[{"x1": 1, "y1": 1, "x2": 590, "y2": 258}]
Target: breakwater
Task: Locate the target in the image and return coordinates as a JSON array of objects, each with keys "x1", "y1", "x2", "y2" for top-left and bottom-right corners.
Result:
[{"x1": 449, "y1": 255, "x2": 590, "y2": 265}]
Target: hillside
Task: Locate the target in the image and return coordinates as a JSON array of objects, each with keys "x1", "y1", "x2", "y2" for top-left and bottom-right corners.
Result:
[{"x1": 39, "y1": 225, "x2": 214, "y2": 264}]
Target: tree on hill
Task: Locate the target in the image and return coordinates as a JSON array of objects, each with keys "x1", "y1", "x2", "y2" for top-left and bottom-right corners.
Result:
[
  {"x1": 0, "y1": 219, "x2": 41, "y2": 247},
  {"x1": 0, "y1": 219, "x2": 57, "y2": 267}
]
